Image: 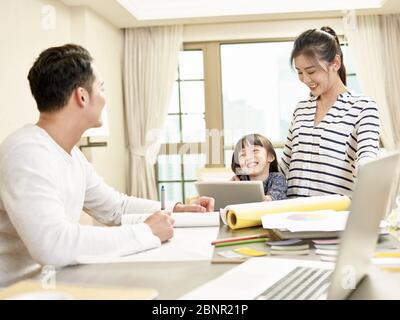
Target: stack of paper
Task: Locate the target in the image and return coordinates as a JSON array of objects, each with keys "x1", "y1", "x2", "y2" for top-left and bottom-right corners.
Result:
[
  {"x1": 262, "y1": 211, "x2": 389, "y2": 240},
  {"x1": 261, "y1": 210, "x2": 349, "y2": 240},
  {"x1": 267, "y1": 239, "x2": 310, "y2": 256}
]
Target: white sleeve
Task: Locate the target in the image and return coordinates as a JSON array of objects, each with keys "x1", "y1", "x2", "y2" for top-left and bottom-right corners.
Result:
[
  {"x1": 0, "y1": 145, "x2": 160, "y2": 268},
  {"x1": 82, "y1": 155, "x2": 177, "y2": 226}
]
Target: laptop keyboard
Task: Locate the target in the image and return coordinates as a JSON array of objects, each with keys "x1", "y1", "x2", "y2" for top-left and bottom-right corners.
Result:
[{"x1": 256, "y1": 267, "x2": 332, "y2": 300}]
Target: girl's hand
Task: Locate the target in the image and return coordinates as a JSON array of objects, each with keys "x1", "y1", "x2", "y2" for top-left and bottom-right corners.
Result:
[
  {"x1": 230, "y1": 176, "x2": 240, "y2": 181},
  {"x1": 264, "y1": 195, "x2": 273, "y2": 202}
]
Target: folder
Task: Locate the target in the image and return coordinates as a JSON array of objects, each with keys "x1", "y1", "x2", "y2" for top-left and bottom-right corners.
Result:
[{"x1": 0, "y1": 280, "x2": 158, "y2": 300}]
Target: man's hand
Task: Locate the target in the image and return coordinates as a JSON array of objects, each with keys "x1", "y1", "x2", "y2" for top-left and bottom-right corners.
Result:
[
  {"x1": 173, "y1": 196, "x2": 215, "y2": 213},
  {"x1": 144, "y1": 211, "x2": 175, "y2": 243}
]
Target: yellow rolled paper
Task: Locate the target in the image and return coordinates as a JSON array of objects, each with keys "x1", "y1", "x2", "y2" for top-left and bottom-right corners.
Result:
[{"x1": 226, "y1": 195, "x2": 351, "y2": 230}]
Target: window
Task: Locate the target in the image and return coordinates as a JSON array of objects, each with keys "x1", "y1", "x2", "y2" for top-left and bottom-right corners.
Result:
[
  {"x1": 221, "y1": 41, "x2": 361, "y2": 165},
  {"x1": 157, "y1": 40, "x2": 360, "y2": 203},
  {"x1": 157, "y1": 50, "x2": 207, "y2": 203},
  {"x1": 341, "y1": 43, "x2": 361, "y2": 93}
]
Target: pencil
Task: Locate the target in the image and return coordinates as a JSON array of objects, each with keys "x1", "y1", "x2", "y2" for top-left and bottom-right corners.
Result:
[
  {"x1": 160, "y1": 185, "x2": 165, "y2": 211},
  {"x1": 211, "y1": 233, "x2": 269, "y2": 245},
  {"x1": 215, "y1": 238, "x2": 269, "y2": 248}
]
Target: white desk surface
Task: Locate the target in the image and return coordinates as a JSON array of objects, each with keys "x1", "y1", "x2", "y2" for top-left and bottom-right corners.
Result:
[{"x1": 34, "y1": 225, "x2": 400, "y2": 300}]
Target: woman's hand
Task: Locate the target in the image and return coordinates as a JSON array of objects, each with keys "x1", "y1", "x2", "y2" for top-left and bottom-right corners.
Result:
[{"x1": 263, "y1": 195, "x2": 273, "y2": 202}]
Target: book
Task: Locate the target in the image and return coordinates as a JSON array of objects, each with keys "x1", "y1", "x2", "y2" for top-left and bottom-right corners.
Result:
[
  {"x1": 268, "y1": 227, "x2": 388, "y2": 241},
  {"x1": 319, "y1": 255, "x2": 337, "y2": 262},
  {"x1": 220, "y1": 195, "x2": 351, "y2": 229},
  {"x1": 270, "y1": 244, "x2": 310, "y2": 251},
  {"x1": 314, "y1": 244, "x2": 340, "y2": 250},
  {"x1": 121, "y1": 211, "x2": 220, "y2": 227},
  {"x1": 270, "y1": 249, "x2": 310, "y2": 256},
  {"x1": 269, "y1": 229, "x2": 340, "y2": 240},
  {"x1": 315, "y1": 249, "x2": 339, "y2": 256}
]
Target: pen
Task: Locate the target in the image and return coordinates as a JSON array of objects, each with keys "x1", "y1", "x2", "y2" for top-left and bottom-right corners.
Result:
[
  {"x1": 161, "y1": 185, "x2": 166, "y2": 211},
  {"x1": 215, "y1": 238, "x2": 269, "y2": 248},
  {"x1": 211, "y1": 233, "x2": 270, "y2": 245}
]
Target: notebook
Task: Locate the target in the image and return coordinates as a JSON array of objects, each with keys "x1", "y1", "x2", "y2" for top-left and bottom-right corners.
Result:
[{"x1": 121, "y1": 211, "x2": 220, "y2": 227}]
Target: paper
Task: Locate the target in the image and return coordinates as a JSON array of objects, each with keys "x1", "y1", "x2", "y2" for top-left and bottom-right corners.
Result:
[
  {"x1": 77, "y1": 227, "x2": 219, "y2": 264},
  {"x1": 121, "y1": 211, "x2": 220, "y2": 227},
  {"x1": 234, "y1": 247, "x2": 268, "y2": 257},
  {"x1": 220, "y1": 195, "x2": 351, "y2": 230},
  {"x1": 371, "y1": 258, "x2": 400, "y2": 266},
  {"x1": 217, "y1": 250, "x2": 244, "y2": 259},
  {"x1": 262, "y1": 210, "x2": 349, "y2": 232}
]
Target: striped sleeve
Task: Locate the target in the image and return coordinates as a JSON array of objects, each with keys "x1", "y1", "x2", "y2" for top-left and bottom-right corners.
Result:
[
  {"x1": 355, "y1": 102, "x2": 380, "y2": 163},
  {"x1": 279, "y1": 118, "x2": 294, "y2": 178}
]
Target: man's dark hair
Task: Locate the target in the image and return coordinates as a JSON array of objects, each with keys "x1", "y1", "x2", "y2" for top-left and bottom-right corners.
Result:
[{"x1": 27, "y1": 44, "x2": 94, "y2": 112}]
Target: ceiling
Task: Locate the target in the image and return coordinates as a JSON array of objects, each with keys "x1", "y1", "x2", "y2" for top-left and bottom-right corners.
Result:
[{"x1": 60, "y1": 0, "x2": 400, "y2": 28}]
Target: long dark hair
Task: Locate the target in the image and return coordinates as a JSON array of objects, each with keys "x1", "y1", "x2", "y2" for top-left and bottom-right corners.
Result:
[
  {"x1": 290, "y1": 26, "x2": 347, "y2": 85},
  {"x1": 231, "y1": 133, "x2": 278, "y2": 181}
]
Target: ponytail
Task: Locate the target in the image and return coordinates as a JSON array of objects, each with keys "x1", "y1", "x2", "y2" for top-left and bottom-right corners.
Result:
[{"x1": 291, "y1": 26, "x2": 347, "y2": 85}]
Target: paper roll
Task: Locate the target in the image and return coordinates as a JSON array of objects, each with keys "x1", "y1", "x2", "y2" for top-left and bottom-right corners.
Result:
[{"x1": 226, "y1": 195, "x2": 351, "y2": 229}]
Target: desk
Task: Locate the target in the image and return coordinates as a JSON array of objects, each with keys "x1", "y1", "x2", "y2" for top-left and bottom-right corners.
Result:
[{"x1": 38, "y1": 226, "x2": 400, "y2": 299}]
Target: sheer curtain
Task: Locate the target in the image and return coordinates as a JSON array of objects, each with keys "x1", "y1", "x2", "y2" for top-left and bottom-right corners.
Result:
[
  {"x1": 381, "y1": 15, "x2": 400, "y2": 149},
  {"x1": 344, "y1": 14, "x2": 400, "y2": 150},
  {"x1": 123, "y1": 26, "x2": 183, "y2": 199},
  {"x1": 344, "y1": 14, "x2": 400, "y2": 209}
]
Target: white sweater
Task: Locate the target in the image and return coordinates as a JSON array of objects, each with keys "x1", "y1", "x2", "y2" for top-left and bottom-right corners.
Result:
[{"x1": 0, "y1": 124, "x2": 173, "y2": 286}]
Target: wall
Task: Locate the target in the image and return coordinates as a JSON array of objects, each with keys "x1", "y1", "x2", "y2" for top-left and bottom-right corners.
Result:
[
  {"x1": 72, "y1": 8, "x2": 126, "y2": 195},
  {"x1": 0, "y1": 0, "x2": 71, "y2": 140},
  {"x1": 183, "y1": 18, "x2": 344, "y2": 42},
  {"x1": 0, "y1": 0, "x2": 127, "y2": 197}
]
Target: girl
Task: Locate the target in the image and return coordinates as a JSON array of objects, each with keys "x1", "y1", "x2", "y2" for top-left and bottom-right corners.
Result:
[
  {"x1": 280, "y1": 26, "x2": 380, "y2": 198},
  {"x1": 231, "y1": 133, "x2": 287, "y2": 201}
]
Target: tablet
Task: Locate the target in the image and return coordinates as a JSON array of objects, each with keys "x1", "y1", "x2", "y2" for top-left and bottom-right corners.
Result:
[{"x1": 195, "y1": 181, "x2": 265, "y2": 210}]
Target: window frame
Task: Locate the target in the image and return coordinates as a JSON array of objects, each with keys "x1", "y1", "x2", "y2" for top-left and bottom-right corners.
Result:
[{"x1": 157, "y1": 36, "x2": 359, "y2": 201}]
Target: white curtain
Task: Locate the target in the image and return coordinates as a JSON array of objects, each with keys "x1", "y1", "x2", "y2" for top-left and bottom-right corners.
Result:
[
  {"x1": 381, "y1": 15, "x2": 400, "y2": 149},
  {"x1": 123, "y1": 26, "x2": 183, "y2": 199},
  {"x1": 344, "y1": 14, "x2": 400, "y2": 150}
]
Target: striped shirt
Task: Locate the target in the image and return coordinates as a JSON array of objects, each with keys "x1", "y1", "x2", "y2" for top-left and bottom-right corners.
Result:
[{"x1": 279, "y1": 90, "x2": 380, "y2": 198}]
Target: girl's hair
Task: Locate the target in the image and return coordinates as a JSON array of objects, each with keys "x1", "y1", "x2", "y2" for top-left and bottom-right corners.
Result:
[
  {"x1": 231, "y1": 133, "x2": 278, "y2": 181},
  {"x1": 290, "y1": 26, "x2": 347, "y2": 85}
]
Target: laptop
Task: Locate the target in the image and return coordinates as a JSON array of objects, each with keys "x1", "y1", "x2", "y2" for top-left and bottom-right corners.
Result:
[
  {"x1": 182, "y1": 151, "x2": 400, "y2": 300},
  {"x1": 195, "y1": 181, "x2": 265, "y2": 211}
]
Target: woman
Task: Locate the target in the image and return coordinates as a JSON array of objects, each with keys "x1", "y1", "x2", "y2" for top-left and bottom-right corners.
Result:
[{"x1": 280, "y1": 27, "x2": 380, "y2": 198}]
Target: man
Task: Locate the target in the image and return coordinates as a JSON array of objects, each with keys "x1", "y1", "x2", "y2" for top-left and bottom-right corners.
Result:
[{"x1": 0, "y1": 44, "x2": 214, "y2": 285}]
